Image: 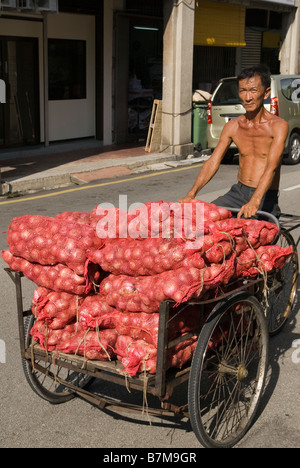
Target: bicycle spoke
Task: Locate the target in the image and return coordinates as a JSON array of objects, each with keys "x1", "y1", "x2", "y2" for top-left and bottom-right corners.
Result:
[{"x1": 190, "y1": 296, "x2": 268, "y2": 447}]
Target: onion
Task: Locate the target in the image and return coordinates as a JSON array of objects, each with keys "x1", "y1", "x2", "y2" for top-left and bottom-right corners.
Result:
[
  {"x1": 30, "y1": 249, "x2": 40, "y2": 262},
  {"x1": 48, "y1": 292, "x2": 60, "y2": 302},
  {"x1": 58, "y1": 249, "x2": 68, "y2": 263},
  {"x1": 104, "y1": 250, "x2": 115, "y2": 263},
  {"x1": 154, "y1": 288, "x2": 166, "y2": 302},
  {"x1": 33, "y1": 264, "x2": 42, "y2": 276},
  {"x1": 34, "y1": 236, "x2": 45, "y2": 249},
  {"x1": 44, "y1": 303, "x2": 57, "y2": 317},
  {"x1": 47, "y1": 268, "x2": 59, "y2": 281},
  {"x1": 208, "y1": 210, "x2": 220, "y2": 222},
  {"x1": 132, "y1": 246, "x2": 143, "y2": 260},
  {"x1": 55, "y1": 298, "x2": 70, "y2": 310},
  {"x1": 173, "y1": 291, "x2": 184, "y2": 303},
  {"x1": 163, "y1": 280, "x2": 177, "y2": 297},
  {"x1": 143, "y1": 255, "x2": 154, "y2": 269},
  {"x1": 20, "y1": 229, "x2": 32, "y2": 241},
  {"x1": 64, "y1": 239, "x2": 76, "y2": 251},
  {"x1": 123, "y1": 248, "x2": 132, "y2": 261},
  {"x1": 218, "y1": 207, "x2": 230, "y2": 220}
]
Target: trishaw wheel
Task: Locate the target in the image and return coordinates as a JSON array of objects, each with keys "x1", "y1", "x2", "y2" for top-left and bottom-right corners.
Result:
[
  {"x1": 266, "y1": 230, "x2": 299, "y2": 336},
  {"x1": 23, "y1": 315, "x2": 94, "y2": 404},
  {"x1": 188, "y1": 293, "x2": 269, "y2": 449}
]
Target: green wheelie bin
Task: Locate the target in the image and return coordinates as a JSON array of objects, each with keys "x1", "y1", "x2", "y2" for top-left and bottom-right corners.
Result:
[{"x1": 193, "y1": 101, "x2": 208, "y2": 152}]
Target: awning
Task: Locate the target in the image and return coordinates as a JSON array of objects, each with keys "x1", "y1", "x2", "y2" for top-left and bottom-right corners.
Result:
[
  {"x1": 261, "y1": 0, "x2": 294, "y2": 5},
  {"x1": 248, "y1": 0, "x2": 295, "y2": 11},
  {"x1": 194, "y1": 0, "x2": 246, "y2": 47}
]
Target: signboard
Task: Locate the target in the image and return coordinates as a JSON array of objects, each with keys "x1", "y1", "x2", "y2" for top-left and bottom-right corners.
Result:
[{"x1": 262, "y1": 0, "x2": 295, "y2": 5}]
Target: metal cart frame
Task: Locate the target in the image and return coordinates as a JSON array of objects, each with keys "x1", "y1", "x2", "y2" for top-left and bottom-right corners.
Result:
[
  {"x1": 6, "y1": 268, "x2": 262, "y2": 409},
  {"x1": 5, "y1": 210, "x2": 299, "y2": 448}
]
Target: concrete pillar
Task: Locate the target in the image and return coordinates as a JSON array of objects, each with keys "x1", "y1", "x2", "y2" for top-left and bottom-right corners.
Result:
[
  {"x1": 103, "y1": 0, "x2": 125, "y2": 145},
  {"x1": 43, "y1": 12, "x2": 49, "y2": 147},
  {"x1": 280, "y1": 0, "x2": 300, "y2": 75},
  {"x1": 161, "y1": 0, "x2": 195, "y2": 158}
]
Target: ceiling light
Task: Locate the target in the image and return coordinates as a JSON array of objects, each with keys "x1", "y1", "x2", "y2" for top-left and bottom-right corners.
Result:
[{"x1": 133, "y1": 26, "x2": 159, "y2": 31}]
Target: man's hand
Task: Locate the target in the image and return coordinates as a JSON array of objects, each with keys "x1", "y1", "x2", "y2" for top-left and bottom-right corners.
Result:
[
  {"x1": 178, "y1": 193, "x2": 195, "y2": 203},
  {"x1": 237, "y1": 201, "x2": 260, "y2": 219}
]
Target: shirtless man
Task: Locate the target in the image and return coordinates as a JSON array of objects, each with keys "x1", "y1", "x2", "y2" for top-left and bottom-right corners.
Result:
[{"x1": 179, "y1": 66, "x2": 289, "y2": 219}]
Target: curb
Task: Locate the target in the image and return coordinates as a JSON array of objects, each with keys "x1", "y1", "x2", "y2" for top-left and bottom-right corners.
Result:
[{"x1": 0, "y1": 153, "x2": 183, "y2": 196}]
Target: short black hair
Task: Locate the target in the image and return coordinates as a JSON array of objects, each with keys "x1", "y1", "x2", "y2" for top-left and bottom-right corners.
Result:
[{"x1": 237, "y1": 65, "x2": 271, "y2": 90}]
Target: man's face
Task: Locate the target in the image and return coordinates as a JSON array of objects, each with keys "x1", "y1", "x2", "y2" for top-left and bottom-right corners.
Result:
[{"x1": 238, "y1": 75, "x2": 271, "y2": 113}]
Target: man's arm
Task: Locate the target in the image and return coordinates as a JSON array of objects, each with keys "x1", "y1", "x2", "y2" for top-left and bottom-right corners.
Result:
[
  {"x1": 237, "y1": 119, "x2": 289, "y2": 219},
  {"x1": 178, "y1": 122, "x2": 234, "y2": 203}
]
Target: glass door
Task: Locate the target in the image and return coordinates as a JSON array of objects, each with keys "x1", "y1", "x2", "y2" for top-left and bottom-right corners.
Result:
[{"x1": 0, "y1": 37, "x2": 40, "y2": 148}]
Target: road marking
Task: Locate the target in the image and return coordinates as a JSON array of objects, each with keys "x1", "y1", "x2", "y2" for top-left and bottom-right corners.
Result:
[
  {"x1": 0, "y1": 163, "x2": 204, "y2": 206},
  {"x1": 283, "y1": 184, "x2": 300, "y2": 192}
]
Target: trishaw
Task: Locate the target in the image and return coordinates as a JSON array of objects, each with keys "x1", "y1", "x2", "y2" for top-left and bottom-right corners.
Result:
[{"x1": 5, "y1": 210, "x2": 299, "y2": 449}]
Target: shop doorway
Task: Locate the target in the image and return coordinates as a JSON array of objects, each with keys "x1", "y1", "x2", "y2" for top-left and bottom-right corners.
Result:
[
  {"x1": 0, "y1": 37, "x2": 40, "y2": 148},
  {"x1": 115, "y1": 13, "x2": 163, "y2": 144}
]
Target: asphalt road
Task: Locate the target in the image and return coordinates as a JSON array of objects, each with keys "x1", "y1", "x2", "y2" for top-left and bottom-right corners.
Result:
[{"x1": 0, "y1": 159, "x2": 299, "y2": 449}]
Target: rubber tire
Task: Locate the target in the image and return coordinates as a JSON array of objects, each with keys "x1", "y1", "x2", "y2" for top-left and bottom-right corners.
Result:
[
  {"x1": 22, "y1": 315, "x2": 94, "y2": 404},
  {"x1": 266, "y1": 230, "x2": 299, "y2": 336},
  {"x1": 285, "y1": 132, "x2": 300, "y2": 165},
  {"x1": 188, "y1": 293, "x2": 269, "y2": 449}
]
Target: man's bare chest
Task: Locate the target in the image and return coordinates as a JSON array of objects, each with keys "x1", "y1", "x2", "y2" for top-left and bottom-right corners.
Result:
[{"x1": 232, "y1": 122, "x2": 274, "y2": 150}]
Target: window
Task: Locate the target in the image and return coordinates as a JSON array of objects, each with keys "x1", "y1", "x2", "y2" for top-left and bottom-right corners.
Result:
[
  {"x1": 213, "y1": 80, "x2": 241, "y2": 106},
  {"x1": 281, "y1": 78, "x2": 299, "y2": 101},
  {"x1": 48, "y1": 39, "x2": 86, "y2": 100},
  {"x1": 246, "y1": 9, "x2": 282, "y2": 29}
]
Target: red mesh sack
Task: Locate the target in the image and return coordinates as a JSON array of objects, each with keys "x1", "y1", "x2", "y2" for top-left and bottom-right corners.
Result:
[
  {"x1": 242, "y1": 219, "x2": 279, "y2": 247},
  {"x1": 2, "y1": 250, "x2": 99, "y2": 296},
  {"x1": 115, "y1": 334, "x2": 198, "y2": 376},
  {"x1": 78, "y1": 295, "x2": 159, "y2": 343},
  {"x1": 202, "y1": 254, "x2": 236, "y2": 290},
  {"x1": 95, "y1": 200, "x2": 231, "y2": 241},
  {"x1": 236, "y1": 245, "x2": 293, "y2": 278},
  {"x1": 78, "y1": 296, "x2": 203, "y2": 346},
  {"x1": 202, "y1": 239, "x2": 233, "y2": 264},
  {"x1": 6, "y1": 215, "x2": 103, "y2": 276},
  {"x1": 30, "y1": 321, "x2": 78, "y2": 352},
  {"x1": 95, "y1": 204, "x2": 151, "y2": 240},
  {"x1": 89, "y1": 237, "x2": 205, "y2": 276},
  {"x1": 99, "y1": 256, "x2": 236, "y2": 313},
  {"x1": 95, "y1": 200, "x2": 188, "y2": 240},
  {"x1": 32, "y1": 287, "x2": 83, "y2": 330},
  {"x1": 30, "y1": 319, "x2": 117, "y2": 361},
  {"x1": 56, "y1": 327, "x2": 118, "y2": 361},
  {"x1": 167, "y1": 337, "x2": 197, "y2": 373},
  {"x1": 78, "y1": 294, "x2": 116, "y2": 329},
  {"x1": 99, "y1": 267, "x2": 203, "y2": 313},
  {"x1": 209, "y1": 218, "x2": 279, "y2": 255},
  {"x1": 56, "y1": 210, "x2": 101, "y2": 230}
]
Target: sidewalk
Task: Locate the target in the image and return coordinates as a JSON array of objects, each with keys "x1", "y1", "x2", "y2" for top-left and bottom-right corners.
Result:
[{"x1": 0, "y1": 139, "x2": 210, "y2": 196}]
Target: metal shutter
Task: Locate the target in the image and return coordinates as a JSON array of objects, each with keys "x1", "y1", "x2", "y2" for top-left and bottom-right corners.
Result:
[
  {"x1": 242, "y1": 29, "x2": 263, "y2": 68},
  {"x1": 194, "y1": 0, "x2": 246, "y2": 47}
]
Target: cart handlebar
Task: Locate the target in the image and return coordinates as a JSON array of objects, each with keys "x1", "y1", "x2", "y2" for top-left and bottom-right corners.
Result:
[{"x1": 223, "y1": 207, "x2": 281, "y2": 231}]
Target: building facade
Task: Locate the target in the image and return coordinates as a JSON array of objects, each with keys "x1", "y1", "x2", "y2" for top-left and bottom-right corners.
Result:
[{"x1": 0, "y1": 0, "x2": 299, "y2": 156}]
